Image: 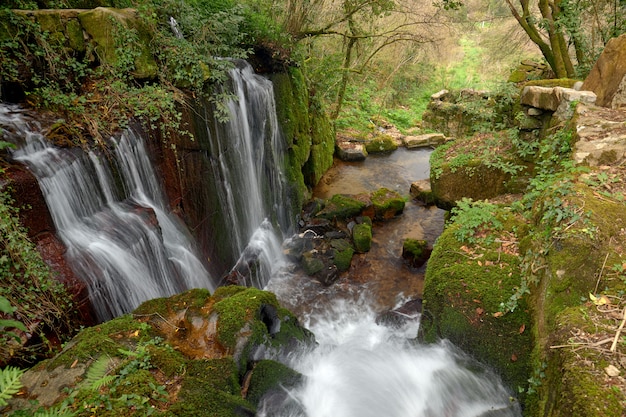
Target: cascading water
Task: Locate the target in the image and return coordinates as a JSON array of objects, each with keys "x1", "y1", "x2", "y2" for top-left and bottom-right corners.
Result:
[
  {"x1": 2, "y1": 63, "x2": 522, "y2": 415},
  {"x1": 258, "y1": 297, "x2": 522, "y2": 417},
  {"x1": 1, "y1": 105, "x2": 213, "y2": 321},
  {"x1": 200, "y1": 60, "x2": 292, "y2": 288}
]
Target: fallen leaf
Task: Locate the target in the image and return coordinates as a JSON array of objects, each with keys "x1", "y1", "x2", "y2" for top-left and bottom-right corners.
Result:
[
  {"x1": 493, "y1": 311, "x2": 504, "y2": 318},
  {"x1": 477, "y1": 260, "x2": 483, "y2": 266},
  {"x1": 476, "y1": 307, "x2": 484, "y2": 315},
  {"x1": 519, "y1": 324, "x2": 526, "y2": 334},
  {"x1": 605, "y1": 364, "x2": 620, "y2": 377},
  {"x1": 71, "y1": 359, "x2": 79, "y2": 368},
  {"x1": 511, "y1": 354, "x2": 518, "y2": 362}
]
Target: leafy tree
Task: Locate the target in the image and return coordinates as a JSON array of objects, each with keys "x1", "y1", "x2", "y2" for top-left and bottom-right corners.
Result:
[
  {"x1": 439, "y1": 0, "x2": 626, "y2": 78},
  {"x1": 268, "y1": 0, "x2": 446, "y2": 120}
]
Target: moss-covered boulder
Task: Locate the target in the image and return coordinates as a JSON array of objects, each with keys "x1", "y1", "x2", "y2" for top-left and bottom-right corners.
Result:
[
  {"x1": 78, "y1": 7, "x2": 157, "y2": 79},
  {"x1": 6, "y1": 288, "x2": 313, "y2": 416},
  {"x1": 422, "y1": 206, "x2": 533, "y2": 401},
  {"x1": 371, "y1": 187, "x2": 405, "y2": 219},
  {"x1": 331, "y1": 238, "x2": 355, "y2": 272},
  {"x1": 246, "y1": 359, "x2": 302, "y2": 407},
  {"x1": 352, "y1": 222, "x2": 372, "y2": 253},
  {"x1": 316, "y1": 194, "x2": 367, "y2": 220},
  {"x1": 429, "y1": 133, "x2": 528, "y2": 210},
  {"x1": 402, "y1": 238, "x2": 431, "y2": 267},
  {"x1": 365, "y1": 133, "x2": 398, "y2": 153}
]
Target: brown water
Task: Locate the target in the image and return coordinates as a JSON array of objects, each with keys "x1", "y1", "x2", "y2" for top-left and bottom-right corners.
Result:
[{"x1": 268, "y1": 147, "x2": 445, "y2": 317}]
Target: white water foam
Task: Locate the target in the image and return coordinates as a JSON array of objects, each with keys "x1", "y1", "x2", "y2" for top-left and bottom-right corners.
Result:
[{"x1": 259, "y1": 297, "x2": 521, "y2": 417}]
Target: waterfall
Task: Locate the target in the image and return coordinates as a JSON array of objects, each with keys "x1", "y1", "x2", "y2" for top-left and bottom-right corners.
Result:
[
  {"x1": 201, "y1": 60, "x2": 292, "y2": 288},
  {"x1": 1, "y1": 105, "x2": 213, "y2": 321},
  {"x1": 258, "y1": 297, "x2": 522, "y2": 417}
]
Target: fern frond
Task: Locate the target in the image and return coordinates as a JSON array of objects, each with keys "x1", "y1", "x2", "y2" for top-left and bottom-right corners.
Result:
[
  {"x1": 33, "y1": 405, "x2": 77, "y2": 417},
  {"x1": 85, "y1": 356, "x2": 116, "y2": 391},
  {"x1": 0, "y1": 366, "x2": 25, "y2": 406}
]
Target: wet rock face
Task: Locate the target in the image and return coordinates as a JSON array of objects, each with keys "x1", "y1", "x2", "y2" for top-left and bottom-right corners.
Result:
[{"x1": 5, "y1": 165, "x2": 94, "y2": 324}]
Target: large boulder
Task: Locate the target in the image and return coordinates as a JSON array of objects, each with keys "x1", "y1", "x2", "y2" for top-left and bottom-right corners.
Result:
[
  {"x1": 422, "y1": 206, "x2": 533, "y2": 399},
  {"x1": 5, "y1": 287, "x2": 314, "y2": 416},
  {"x1": 78, "y1": 8, "x2": 157, "y2": 79},
  {"x1": 582, "y1": 33, "x2": 626, "y2": 108}
]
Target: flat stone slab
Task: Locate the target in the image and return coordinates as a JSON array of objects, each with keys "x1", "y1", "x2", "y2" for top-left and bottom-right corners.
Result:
[
  {"x1": 403, "y1": 133, "x2": 446, "y2": 149},
  {"x1": 336, "y1": 140, "x2": 368, "y2": 161}
]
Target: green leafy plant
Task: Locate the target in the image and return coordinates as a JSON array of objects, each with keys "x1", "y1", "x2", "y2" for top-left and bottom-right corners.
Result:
[
  {"x1": 450, "y1": 198, "x2": 504, "y2": 244},
  {"x1": 0, "y1": 169, "x2": 77, "y2": 364},
  {"x1": 0, "y1": 366, "x2": 24, "y2": 407}
]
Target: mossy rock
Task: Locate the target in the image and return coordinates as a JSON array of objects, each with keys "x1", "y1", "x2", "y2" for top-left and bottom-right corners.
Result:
[
  {"x1": 422, "y1": 211, "x2": 533, "y2": 402},
  {"x1": 133, "y1": 287, "x2": 211, "y2": 317},
  {"x1": 538, "y1": 304, "x2": 625, "y2": 417},
  {"x1": 429, "y1": 139, "x2": 520, "y2": 210},
  {"x1": 333, "y1": 246, "x2": 354, "y2": 272},
  {"x1": 316, "y1": 194, "x2": 366, "y2": 220},
  {"x1": 302, "y1": 251, "x2": 325, "y2": 275},
  {"x1": 402, "y1": 238, "x2": 431, "y2": 267},
  {"x1": 508, "y1": 70, "x2": 528, "y2": 83},
  {"x1": 171, "y1": 358, "x2": 254, "y2": 417},
  {"x1": 271, "y1": 68, "x2": 312, "y2": 210},
  {"x1": 524, "y1": 78, "x2": 580, "y2": 89},
  {"x1": 78, "y1": 7, "x2": 158, "y2": 79},
  {"x1": 303, "y1": 93, "x2": 335, "y2": 186},
  {"x1": 246, "y1": 359, "x2": 302, "y2": 406},
  {"x1": 370, "y1": 188, "x2": 405, "y2": 219},
  {"x1": 352, "y1": 223, "x2": 372, "y2": 253},
  {"x1": 365, "y1": 133, "x2": 398, "y2": 153},
  {"x1": 47, "y1": 314, "x2": 151, "y2": 369}
]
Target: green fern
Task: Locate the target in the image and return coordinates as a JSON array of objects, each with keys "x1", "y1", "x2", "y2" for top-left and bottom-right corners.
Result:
[
  {"x1": 84, "y1": 356, "x2": 116, "y2": 391},
  {"x1": 33, "y1": 405, "x2": 76, "y2": 417},
  {"x1": 0, "y1": 366, "x2": 25, "y2": 406}
]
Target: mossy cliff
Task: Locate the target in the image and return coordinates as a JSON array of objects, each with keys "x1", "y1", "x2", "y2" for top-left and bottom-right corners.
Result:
[
  {"x1": 5, "y1": 287, "x2": 313, "y2": 416},
  {"x1": 270, "y1": 67, "x2": 335, "y2": 209},
  {"x1": 423, "y1": 96, "x2": 626, "y2": 416},
  {"x1": 1, "y1": 5, "x2": 335, "y2": 280}
]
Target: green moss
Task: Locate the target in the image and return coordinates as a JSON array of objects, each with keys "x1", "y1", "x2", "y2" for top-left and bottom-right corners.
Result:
[
  {"x1": 147, "y1": 344, "x2": 187, "y2": 377},
  {"x1": 524, "y1": 78, "x2": 580, "y2": 88},
  {"x1": 352, "y1": 223, "x2": 372, "y2": 253},
  {"x1": 303, "y1": 93, "x2": 335, "y2": 186},
  {"x1": 114, "y1": 369, "x2": 157, "y2": 397},
  {"x1": 272, "y1": 68, "x2": 313, "y2": 210},
  {"x1": 172, "y1": 358, "x2": 253, "y2": 417},
  {"x1": 302, "y1": 252, "x2": 324, "y2": 275},
  {"x1": 77, "y1": 7, "x2": 157, "y2": 79},
  {"x1": 317, "y1": 194, "x2": 366, "y2": 220},
  {"x1": 365, "y1": 134, "x2": 398, "y2": 153},
  {"x1": 48, "y1": 314, "x2": 151, "y2": 369},
  {"x1": 402, "y1": 239, "x2": 428, "y2": 258},
  {"x1": 212, "y1": 287, "x2": 279, "y2": 351},
  {"x1": 539, "y1": 306, "x2": 625, "y2": 417},
  {"x1": 246, "y1": 359, "x2": 301, "y2": 406},
  {"x1": 508, "y1": 70, "x2": 527, "y2": 83},
  {"x1": 333, "y1": 246, "x2": 354, "y2": 272},
  {"x1": 371, "y1": 188, "x2": 405, "y2": 219},
  {"x1": 133, "y1": 288, "x2": 211, "y2": 317},
  {"x1": 422, "y1": 218, "x2": 533, "y2": 400}
]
